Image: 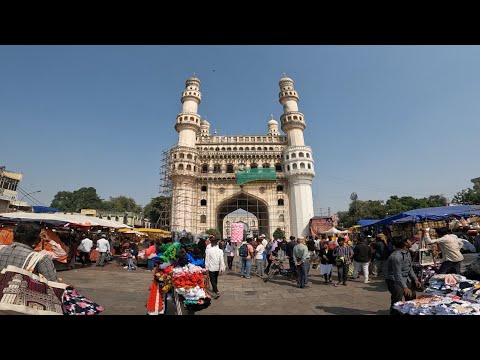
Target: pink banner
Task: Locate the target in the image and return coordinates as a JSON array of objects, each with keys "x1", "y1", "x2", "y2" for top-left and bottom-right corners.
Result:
[{"x1": 230, "y1": 223, "x2": 244, "y2": 243}]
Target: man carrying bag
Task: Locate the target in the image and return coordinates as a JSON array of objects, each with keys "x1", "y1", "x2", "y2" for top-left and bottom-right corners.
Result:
[{"x1": 0, "y1": 222, "x2": 66, "y2": 315}]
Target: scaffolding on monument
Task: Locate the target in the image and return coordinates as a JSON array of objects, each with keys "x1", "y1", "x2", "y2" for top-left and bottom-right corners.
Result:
[{"x1": 157, "y1": 146, "x2": 173, "y2": 230}]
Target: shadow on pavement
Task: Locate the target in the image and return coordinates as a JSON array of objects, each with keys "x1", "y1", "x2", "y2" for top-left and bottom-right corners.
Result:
[
  {"x1": 263, "y1": 277, "x2": 298, "y2": 287},
  {"x1": 361, "y1": 281, "x2": 388, "y2": 293},
  {"x1": 315, "y1": 305, "x2": 389, "y2": 315}
]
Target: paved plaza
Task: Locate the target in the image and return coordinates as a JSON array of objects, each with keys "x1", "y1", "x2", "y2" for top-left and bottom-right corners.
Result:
[
  {"x1": 59, "y1": 254, "x2": 478, "y2": 315},
  {"x1": 59, "y1": 259, "x2": 392, "y2": 315}
]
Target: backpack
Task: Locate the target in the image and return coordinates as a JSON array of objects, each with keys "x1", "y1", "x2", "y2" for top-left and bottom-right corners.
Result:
[
  {"x1": 239, "y1": 244, "x2": 249, "y2": 258},
  {"x1": 335, "y1": 256, "x2": 345, "y2": 266}
]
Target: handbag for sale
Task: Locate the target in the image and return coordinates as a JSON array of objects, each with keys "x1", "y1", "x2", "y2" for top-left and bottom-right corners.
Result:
[{"x1": 0, "y1": 252, "x2": 67, "y2": 315}]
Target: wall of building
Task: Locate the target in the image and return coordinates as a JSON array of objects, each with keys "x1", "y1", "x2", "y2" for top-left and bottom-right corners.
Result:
[{"x1": 0, "y1": 168, "x2": 23, "y2": 211}]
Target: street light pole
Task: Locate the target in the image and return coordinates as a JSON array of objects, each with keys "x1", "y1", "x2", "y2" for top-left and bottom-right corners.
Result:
[{"x1": 16, "y1": 190, "x2": 41, "y2": 211}]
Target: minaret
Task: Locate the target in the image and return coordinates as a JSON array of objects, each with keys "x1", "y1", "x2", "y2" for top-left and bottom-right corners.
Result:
[
  {"x1": 279, "y1": 75, "x2": 315, "y2": 238},
  {"x1": 200, "y1": 118, "x2": 210, "y2": 137},
  {"x1": 267, "y1": 115, "x2": 279, "y2": 136},
  {"x1": 170, "y1": 75, "x2": 202, "y2": 233}
]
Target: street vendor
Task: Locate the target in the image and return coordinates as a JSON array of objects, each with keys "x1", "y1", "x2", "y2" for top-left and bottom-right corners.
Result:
[
  {"x1": 423, "y1": 227, "x2": 464, "y2": 274},
  {"x1": 385, "y1": 236, "x2": 421, "y2": 315}
]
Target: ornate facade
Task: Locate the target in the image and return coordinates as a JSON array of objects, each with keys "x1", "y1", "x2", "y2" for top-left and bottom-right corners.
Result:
[{"x1": 169, "y1": 75, "x2": 315, "y2": 238}]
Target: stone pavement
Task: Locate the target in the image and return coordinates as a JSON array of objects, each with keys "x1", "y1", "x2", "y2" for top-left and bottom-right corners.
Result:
[
  {"x1": 54, "y1": 254, "x2": 480, "y2": 315},
  {"x1": 59, "y1": 262, "x2": 155, "y2": 315},
  {"x1": 59, "y1": 260, "x2": 391, "y2": 315},
  {"x1": 199, "y1": 267, "x2": 390, "y2": 315}
]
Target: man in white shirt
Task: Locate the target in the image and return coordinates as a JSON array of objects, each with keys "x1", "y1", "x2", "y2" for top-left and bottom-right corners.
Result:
[
  {"x1": 78, "y1": 234, "x2": 93, "y2": 266},
  {"x1": 424, "y1": 227, "x2": 464, "y2": 274},
  {"x1": 205, "y1": 238, "x2": 226, "y2": 296},
  {"x1": 259, "y1": 234, "x2": 267, "y2": 247},
  {"x1": 95, "y1": 234, "x2": 110, "y2": 267}
]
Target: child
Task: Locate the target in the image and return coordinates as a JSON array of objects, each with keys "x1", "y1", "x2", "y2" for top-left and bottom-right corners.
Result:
[
  {"x1": 319, "y1": 241, "x2": 334, "y2": 283},
  {"x1": 126, "y1": 248, "x2": 137, "y2": 271}
]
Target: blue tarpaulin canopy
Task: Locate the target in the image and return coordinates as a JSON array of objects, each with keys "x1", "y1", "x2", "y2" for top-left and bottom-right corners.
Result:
[
  {"x1": 370, "y1": 205, "x2": 480, "y2": 226},
  {"x1": 32, "y1": 206, "x2": 61, "y2": 213},
  {"x1": 357, "y1": 219, "x2": 380, "y2": 227}
]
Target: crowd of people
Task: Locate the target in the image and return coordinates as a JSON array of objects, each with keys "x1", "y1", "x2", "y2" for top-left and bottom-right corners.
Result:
[{"x1": 2, "y1": 220, "x2": 477, "y2": 315}]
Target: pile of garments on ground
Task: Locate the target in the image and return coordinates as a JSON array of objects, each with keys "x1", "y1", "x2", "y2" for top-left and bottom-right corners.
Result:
[
  {"x1": 393, "y1": 273, "x2": 480, "y2": 315},
  {"x1": 424, "y1": 274, "x2": 480, "y2": 302},
  {"x1": 393, "y1": 295, "x2": 480, "y2": 315},
  {"x1": 413, "y1": 263, "x2": 441, "y2": 285},
  {"x1": 146, "y1": 241, "x2": 211, "y2": 315}
]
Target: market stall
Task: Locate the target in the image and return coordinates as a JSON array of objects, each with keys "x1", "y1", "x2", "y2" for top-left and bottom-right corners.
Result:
[{"x1": 146, "y1": 240, "x2": 211, "y2": 315}]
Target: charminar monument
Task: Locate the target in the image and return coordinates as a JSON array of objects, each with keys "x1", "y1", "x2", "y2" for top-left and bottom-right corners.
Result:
[{"x1": 169, "y1": 75, "x2": 315, "y2": 238}]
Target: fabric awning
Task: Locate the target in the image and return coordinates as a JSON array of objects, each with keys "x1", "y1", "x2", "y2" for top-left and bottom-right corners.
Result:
[{"x1": 0, "y1": 212, "x2": 132, "y2": 229}]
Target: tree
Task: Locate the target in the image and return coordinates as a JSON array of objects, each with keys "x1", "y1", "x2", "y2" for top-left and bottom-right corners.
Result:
[
  {"x1": 206, "y1": 228, "x2": 221, "y2": 240},
  {"x1": 50, "y1": 191, "x2": 77, "y2": 212},
  {"x1": 50, "y1": 187, "x2": 103, "y2": 212},
  {"x1": 103, "y1": 196, "x2": 142, "y2": 213},
  {"x1": 350, "y1": 192, "x2": 358, "y2": 202},
  {"x1": 338, "y1": 199, "x2": 387, "y2": 228},
  {"x1": 143, "y1": 196, "x2": 171, "y2": 228},
  {"x1": 337, "y1": 193, "x2": 448, "y2": 228},
  {"x1": 452, "y1": 188, "x2": 480, "y2": 205},
  {"x1": 273, "y1": 228, "x2": 285, "y2": 240}
]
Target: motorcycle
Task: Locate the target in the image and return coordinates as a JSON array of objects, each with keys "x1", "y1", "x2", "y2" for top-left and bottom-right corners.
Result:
[{"x1": 263, "y1": 257, "x2": 296, "y2": 282}]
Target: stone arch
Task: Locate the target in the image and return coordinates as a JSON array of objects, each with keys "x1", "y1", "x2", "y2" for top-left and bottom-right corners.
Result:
[{"x1": 216, "y1": 192, "x2": 270, "y2": 238}]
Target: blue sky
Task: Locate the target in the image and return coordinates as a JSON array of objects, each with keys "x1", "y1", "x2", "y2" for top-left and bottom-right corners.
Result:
[{"x1": 1, "y1": 45, "x2": 479, "y2": 214}]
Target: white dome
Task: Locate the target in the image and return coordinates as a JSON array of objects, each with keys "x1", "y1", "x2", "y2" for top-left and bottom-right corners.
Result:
[
  {"x1": 201, "y1": 119, "x2": 210, "y2": 126},
  {"x1": 280, "y1": 75, "x2": 293, "y2": 83},
  {"x1": 268, "y1": 119, "x2": 278, "y2": 126}
]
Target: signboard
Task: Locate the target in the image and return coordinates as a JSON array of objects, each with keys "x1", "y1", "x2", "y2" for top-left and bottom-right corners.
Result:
[
  {"x1": 81, "y1": 209, "x2": 97, "y2": 217},
  {"x1": 0, "y1": 192, "x2": 16, "y2": 202}
]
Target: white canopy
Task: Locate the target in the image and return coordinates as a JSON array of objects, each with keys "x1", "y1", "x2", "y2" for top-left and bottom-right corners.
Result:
[
  {"x1": 319, "y1": 227, "x2": 349, "y2": 235},
  {"x1": 0, "y1": 212, "x2": 132, "y2": 229}
]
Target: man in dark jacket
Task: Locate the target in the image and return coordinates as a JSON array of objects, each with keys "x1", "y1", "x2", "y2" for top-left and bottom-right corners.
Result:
[
  {"x1": 286, "y1": 236, "x2": 297, "y2": 273},
  {"x1": 352, "y1": 238, "x2": 372, "y2": 283},
  {"x1": 385, "y1": 236, "x2": 421, "y2": 315}
]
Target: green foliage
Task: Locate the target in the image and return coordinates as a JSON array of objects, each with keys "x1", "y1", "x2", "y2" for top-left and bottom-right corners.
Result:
[
  {"x1": 103, "y1": 196, "x2": 142, "y2": 213},
  {"x1": 50, "y1": 187, "x2": 103, "y2": 212},
  {"x1": 205, "y1": 228, "x2": 221, "y2": 240},
  {"x1": 338, "y1": 199, "x2": 387, "y2": 228},
  {"x1": 273, "y1": 227, "x2": 285, "y2": 239},
  {"x1": 143, "y1": 196, "x2": 171, "y2": 228},
  {"x1": 50, "y1": 188, "x2": 144, "y2": 214},
  {"x1": 452, "y1": 188, "x2": 480, "y2": 205},
  {"x1": 337, "y1": 193, "x2": 448, "y2": 228}
]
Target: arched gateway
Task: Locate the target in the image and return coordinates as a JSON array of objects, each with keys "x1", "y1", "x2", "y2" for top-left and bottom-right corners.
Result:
[
  {"x1": 216, "y1": 192, "x2": 269, "y2": 239},
  {"x1": 169, "y1": 75, "x2": 315, "y2": 238}
]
